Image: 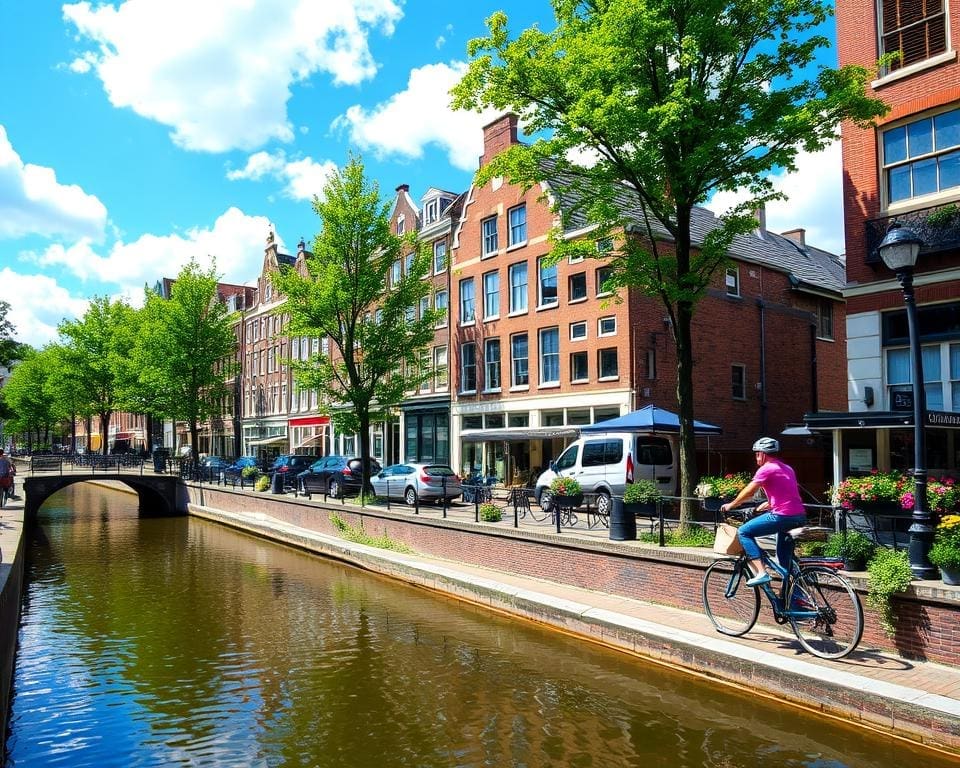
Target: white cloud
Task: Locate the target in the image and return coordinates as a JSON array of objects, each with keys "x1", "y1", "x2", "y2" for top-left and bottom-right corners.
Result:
[
  {"x1": 25, "y1": 207, "x2": 275, "y2": 289},
  {"x1": 335, "y1": 61, "x2": 501, "y2": 171},
  {"x1": 708, "y1": 141, "x2": 844, "y2": 255},
  {"x1": 63, "y1": 0, "x2": 404, "y2": 153},
  {"x1": 228, "y1": 151, "x2": 337, "y2": 200},
  {"x1": 0, "y1": 270, "x2": 90, "y2": 349},
  {"x1": 0, "y1": 125, "x2": 107, "y2": 241}
]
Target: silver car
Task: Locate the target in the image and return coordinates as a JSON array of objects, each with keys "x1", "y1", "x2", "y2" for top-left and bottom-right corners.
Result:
[{"x1": 371, "y1": 463, "x2": 462, "y2": 506}]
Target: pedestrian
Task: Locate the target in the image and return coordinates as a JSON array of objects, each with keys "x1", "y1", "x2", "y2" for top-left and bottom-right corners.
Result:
[
  {"x1": 720, "y1": 437, "x2": 806, "y2": 586},
  {"x1": 0, "y1": 449, "x2": 15, "y2": 500}
]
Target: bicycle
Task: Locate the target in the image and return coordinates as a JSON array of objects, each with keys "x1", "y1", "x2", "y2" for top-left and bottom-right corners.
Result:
[{"x1": 702, "y1": 517, "x2": 864, "y2": 659}]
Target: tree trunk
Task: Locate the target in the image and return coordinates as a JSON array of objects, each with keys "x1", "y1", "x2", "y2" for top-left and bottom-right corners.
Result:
[
  {"x1": 675, "y1": 299, "x2": 697, "y2": 528},
  {"x1": 190, "y1": 419, "x2": 200, "y2": 463},
  {"x1": 100, "y1": 411, "x2": 111, "y2": 455},
  {"x1": 358, "y1": 411, "x2": 373, "y2": 499}
]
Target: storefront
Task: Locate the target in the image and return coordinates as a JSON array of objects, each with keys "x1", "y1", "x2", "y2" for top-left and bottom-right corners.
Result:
[{"x1": 289, "y1": 415, "x2": 331, "y2": 455}]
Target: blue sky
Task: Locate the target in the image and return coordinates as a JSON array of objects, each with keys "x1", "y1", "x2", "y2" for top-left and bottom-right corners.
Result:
[{"x1": 0, "y1": 1, "x2": 843, "y2": 350}]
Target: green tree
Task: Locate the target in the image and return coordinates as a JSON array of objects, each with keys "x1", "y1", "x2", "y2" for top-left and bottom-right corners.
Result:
[
  {"x1": 59, "y1": 297, "x2": 139, "y2": 455},
  {"x1": 452, "y1": 0, "x2": 886, "y2": 522},
  {"x1": 0, "y1": 300, "x2": 27, "y2": 367},
  {"x1": 2, "y1": 347, "x2": 67, "y2": 450},
  {"x1": 135, "y1": 260, "x2": 238, "y2": 463},
  {"x1": 272, "y1": 156, "x2": 440, "y2": 495}
]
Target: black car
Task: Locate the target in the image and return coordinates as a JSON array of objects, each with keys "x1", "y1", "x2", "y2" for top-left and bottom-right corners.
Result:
[
  {"x1": 297, "y1": 455, "x2": 382, "y2": 498},
  {"x1": 268, "y1": 454, "x2": 319, "y2": 489}
]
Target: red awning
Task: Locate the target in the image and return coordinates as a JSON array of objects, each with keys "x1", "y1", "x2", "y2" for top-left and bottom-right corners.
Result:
[{"x1": 289, "y1": 416, "x2": 330, "y2": 427}]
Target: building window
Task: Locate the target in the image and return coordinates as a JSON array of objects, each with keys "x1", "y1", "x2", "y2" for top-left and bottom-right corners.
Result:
[
  {"x1": 569, "y1": 272, "x2": 587, "y2": 302},
  {"x1": 483, "y1": 270, "x2": 500, "y2": 319},
  {"x1": 570, "y1": 351, "x2": 588, "y2": 382},
  {"x1": 887, "y1": 344, "x2": 947, "y2": 409},
  {"x1": 883, "y1": 108, "x2": 960, "y2": 204},
  {"x1": 434, "y1": 241, "x2": 447, "y2": 273},
  {"x1": 732, "y1": 364, "x2": 747, "y2": 400},
  {"x1": 952, "y1": 343, "x2": 960, "y2": 410},
  {"x1": 459, "y1": 278, "x2": 475, "y2": 323},
  {"x1": 596, "y1": 266, "x2": 613, "y2": 296},
  {"x1": 419, "y1": 350, "x2": 432, "y2": 392},
  {"x1": 540, "y1": 327, "x2": 560, "y2": 385},
  {"x1": 392, "y1": 259, "x2": 402, "y2": 287},
  {"x1": 509, "y1": 261, "x2": 528, "y2": 313},
  {"x1": 817, "y1": 299, "x2": 834, "y2": 340},
  {"x1": 482, "y1": 215, "x2": 498, "y2": 256},
  {"x1": 511, "y1": 333, "x2": 529, "y2": 386},
  {"x1": 538, "y1": 257, "x2": 558, "y2": 307},
  {"x1": 424, "y1": 198, "x2": 439, "y2": 224},
  {"x1": 484, "y1": 338, "x2": 501, "y2": 391},
  {"x1": 880, "y1": 0, "x2": 946, "y2": 73},
  {"x1": 570, "y1": 321, "x2": 587, "y2": 341},
  {"x1": 434, "y1": 290, "x2": 448, "y2": 327},
  {"x1": 725, "y1": 267, "x2": 740, "y2": 297},
  {"x1": 404, "y1": 252, "x2": 414, "y2": 275},
  {"x1": 596, "y1": 237, "x2": 613, "y2": 254},
  {"x1": 598, "y1": 316, "x2": 617, "y2": 336},
  {"x1": 508, "y1": 204, "x2": 527, "y2": 246},
  {"x1": 397, "y1": 215, "x2": 405, "y2": 235},
  {"x1": 646, "y1": 349, "x2": 657, "y2": 379},
  {"x1": 435, "y1": 346, "x2": 448, "y2": 389},
  {"x1": 508, "y1": 412, "x2": 529, "y2": 428},
  {"x1": 598, "y1": 348, "x2": 618, "y2": 379},
  {"x1": 461, "y1": 342, "x2": 477, "y2": 393}
]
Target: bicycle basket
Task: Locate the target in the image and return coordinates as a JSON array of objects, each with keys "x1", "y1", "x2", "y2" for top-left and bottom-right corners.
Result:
[{"x1": 713, "y1": 523, "x2": 744, "y2": 555}]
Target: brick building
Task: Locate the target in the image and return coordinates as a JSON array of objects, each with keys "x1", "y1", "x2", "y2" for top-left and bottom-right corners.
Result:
[
  {"x1": 815, "y1": 0, "x2": 960, "y2": 480},
  {"x1": 449, "y1": 115, "x2": 847, "y2": 494}
]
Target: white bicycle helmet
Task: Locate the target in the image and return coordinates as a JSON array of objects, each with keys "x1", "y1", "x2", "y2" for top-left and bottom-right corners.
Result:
[{"x1": 751, "y1": 437, "x2": 780, "y2": 454}]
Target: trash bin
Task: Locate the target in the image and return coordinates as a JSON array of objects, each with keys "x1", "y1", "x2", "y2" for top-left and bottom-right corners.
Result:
[
  {"x1": 270, "y1": 472, "x2": 284, "y2": 494},
  {"x1": 609, "y1": 496, "x2": 637, "y2": 541},
  {"x1": 152, "y1": 449, "x2": 168, "y2": 474}
]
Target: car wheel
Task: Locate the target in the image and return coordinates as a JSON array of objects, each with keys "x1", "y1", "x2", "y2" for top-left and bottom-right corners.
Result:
[
  {"x1": 539, "y1": 488, "x2": 554, "y2": 513},
  {"x1": 329, "y1": 478, "x2": 342, "y2": 499},
  {"x1": 404, "y1": 486, "x2": 418, "y2": 506},
  {"x1": 596, "y1": 491, "x2": 612, "y2": 517}
]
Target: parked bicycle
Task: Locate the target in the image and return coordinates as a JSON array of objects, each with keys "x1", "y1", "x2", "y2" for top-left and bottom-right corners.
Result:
[{"x1": 702, "y1": 515, "x2": 864, "y2": 659}]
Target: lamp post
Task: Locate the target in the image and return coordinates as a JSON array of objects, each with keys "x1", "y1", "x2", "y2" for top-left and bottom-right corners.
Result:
[{"x1": 877, "y1": 225, "x2": 937, "y2": 579}]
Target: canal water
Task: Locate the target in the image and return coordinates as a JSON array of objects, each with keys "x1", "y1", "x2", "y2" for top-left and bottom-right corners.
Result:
[{"x1": 5, "y1": 484, "x2": 953, "y2": 767}]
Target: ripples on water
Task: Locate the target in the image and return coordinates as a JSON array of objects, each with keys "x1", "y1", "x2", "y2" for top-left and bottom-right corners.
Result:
[{"x1": 4, "y1": 484, "x2": 950, "y2": 767}]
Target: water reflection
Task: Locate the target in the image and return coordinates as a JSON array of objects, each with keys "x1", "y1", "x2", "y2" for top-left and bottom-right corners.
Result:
[{"x1": 6, "y1": 484, "x2": 951, "y2": 767}]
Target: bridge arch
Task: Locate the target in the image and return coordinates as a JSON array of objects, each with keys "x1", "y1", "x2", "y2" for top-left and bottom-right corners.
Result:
[{"x1": 23, "y1": 475, "x2": 182, "y2": 519}]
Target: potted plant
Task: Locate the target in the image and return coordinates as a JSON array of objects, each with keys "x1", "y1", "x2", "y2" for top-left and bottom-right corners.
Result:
[
  {"x1": 866, "y1": 547, "x2": 913, "y2": 637},
  {"x1": 479, "y1": 502, "x2": 503, "y2": 523},
  {"x1": 830, "y1": 471, "x2": 906, "y2": 512},
  {"x1": 548, "y1": 476, "x2": 583, "y2": 509},
  {"x1": 928, "y1": 514, "x2": 960, "y2": 585},
  {"x1": 695, "y1": 472, "x2": 751, "y2": 512},
  {"x1": 900, "y1": 476, "x2": 960, "y2": 517},
  {"x1": 824, "y1": 531, "x2": 875, "y2": 571},
  {"x1": 623, "y1": 479, "x2": 661, "y2": 516}
]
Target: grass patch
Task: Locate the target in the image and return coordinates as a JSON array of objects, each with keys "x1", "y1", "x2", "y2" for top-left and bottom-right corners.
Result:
[
  {"x1": 639, "y1": 524, "x2": 715, "y2": 548},
  {"x1": 329, "y1": 512, "x2": 414, "y2": 554}
]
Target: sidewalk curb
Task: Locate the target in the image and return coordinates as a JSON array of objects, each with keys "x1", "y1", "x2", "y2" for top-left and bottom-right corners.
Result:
[{"x1": 189, "y1": 503, "x2": 960, "y2": 754}]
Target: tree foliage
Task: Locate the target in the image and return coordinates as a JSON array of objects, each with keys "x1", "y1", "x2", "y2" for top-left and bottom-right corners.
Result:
[
  {"x1": 0, "y1": 300, "x2": 27, "y2": 367},
  {"x1": 452, "y1": 0, "x2": 887, "y2": 520},
  {"x1": 2, "y1": 346, "x2": 73, "y2": 449},
  {"x1": 272, "y1": 156, "x2": 440, "y2": 492},
  {"x1": 134, "y1": 260, "x2": 238, "y2": 462},
  {"x1": 58, "y1": 297, "x2": 139, "y2": 455}
]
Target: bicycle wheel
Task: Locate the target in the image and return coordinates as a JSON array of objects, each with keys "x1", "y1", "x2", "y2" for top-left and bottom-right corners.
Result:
[
  {"x1": 702, "y1": 557, "x2": 760, "y2": 636},
  {"x1": 788, "y1": 565, "x2": 864, "y2": 659}
]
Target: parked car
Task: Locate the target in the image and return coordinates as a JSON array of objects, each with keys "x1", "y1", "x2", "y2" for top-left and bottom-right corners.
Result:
[
  {"x1": 297, "y1": 455, "x2": 381, "y2": 498},
  {"x1": 198, "y1": 455, "x2": 230, "y2": 479},
  {"x1": 268, "y1": 454, "x2": 319, "y2": 488},
  {"x1": 224, "y1": 456, "x2": 258, "y2": 481},
  {"x1": 371, "y1": 463, "x2": 462, "y2": 506}
]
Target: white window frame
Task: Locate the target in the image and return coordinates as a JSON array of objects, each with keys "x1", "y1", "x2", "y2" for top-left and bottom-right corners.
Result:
[
  {"x1": 570, "y1": 321, "x2": 587, "y2": 341},
  {"x1": 511, "y1": 332, "x2": 529, "y2": 388},
  {"x1": 508, "y1": 204, "x2": 527, "y2": 247},
  {"x1": 882, "y1": 106, "x2": 960, "y2": 208},
  {"x1": 725, "y1": 267, "x2": 740, "y2": 297},
  {"x1": 509, "y1": 261, "x2": 528, "y2": 314},
  {"x1": 598, "y1": 316, "x2": 617, "y2": 337},
  {"x1": 484, "y1": 337, "x2": 501, "y2": 392},
  {"x1": 433, "y1": 240, "x2": 447, "y2": 274},
  {"x1": 596, "y1": 266, "x2": 613, "y2": 297},
  {"x1": 482, "y1": 215, "x2": 499, "y2": 256},
  {"x1": 539, "y1": 327, "x2": 560, "y2": 386},
  {"x1": 459, "y1": 278, "x2": 476, "y2": 324},
  {"x1": 598, "y1": 347, "x2": 618, "y2": 380},
  {"x1": 460, "y1": 342, "x2": 477, "y2": 393},
  {"x1": 434, "y1": 290, "x2": 448, "y2": 327},
  {"x1": 537, "y1": 257, "x2": 558, "y2": 308},
  {"x1": 570, "y1": 351, "x2": 589, "y2": 383},
  {"x1": 483, "y1": 270, "x2": 500, "y2": 320}
]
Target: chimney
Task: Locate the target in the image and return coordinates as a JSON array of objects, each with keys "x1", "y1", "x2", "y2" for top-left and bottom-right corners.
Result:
[
  {"x1": 297, "y1": 237, "x2": 306, "y2": 254},
  {"x1": 780, "y1": 228, "x2": 806, "y2": 247},
  {"x1": 753, "y1": 204, "x2": 766, "y2": 239},
  {"x1": 480, "y1": 113, "x2": 519, "y2": 167},
  {"x1": 395, "y1": 183, "x2": 409, "y2": 194}
]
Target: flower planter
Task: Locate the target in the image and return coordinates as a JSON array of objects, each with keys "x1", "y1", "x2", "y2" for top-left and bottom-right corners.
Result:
[
  {"x1": 553, "y1": 493, "x2": 583, "y2": 509},
  {"x1": 701, "y1": 496, "x2": 732, "y2": 514},
  {"x1": 941, "y1": 567, "x2": 960, "y2": 587},
  {"x1": 624, "y1": 501, "x2": 656, "y2": 517}
]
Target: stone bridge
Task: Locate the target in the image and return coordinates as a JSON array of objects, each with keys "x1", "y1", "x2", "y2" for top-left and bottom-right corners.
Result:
[{"x1": 22, "y1": 471, "x2": 183, "y2": 519}]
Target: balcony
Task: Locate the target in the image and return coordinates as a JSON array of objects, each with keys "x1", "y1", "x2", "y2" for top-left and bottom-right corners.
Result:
[{"x1": 864, "y1": 201, "x2": 960, "y2": 265}]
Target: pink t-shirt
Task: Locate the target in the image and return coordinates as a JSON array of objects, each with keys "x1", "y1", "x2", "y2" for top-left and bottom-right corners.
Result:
[{"x1": 753, "y1": 458, "x2": 805, "y2": 516}]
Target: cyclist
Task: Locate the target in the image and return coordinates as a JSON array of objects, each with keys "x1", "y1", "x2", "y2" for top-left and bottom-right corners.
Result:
[{"x1": 720, "y1": 437, "x2": 806, "y2": 587}]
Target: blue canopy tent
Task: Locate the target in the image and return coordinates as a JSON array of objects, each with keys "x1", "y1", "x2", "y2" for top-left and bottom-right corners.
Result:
[{"x1": 579, "y1": 404, "x2": 722, "y2": 434}]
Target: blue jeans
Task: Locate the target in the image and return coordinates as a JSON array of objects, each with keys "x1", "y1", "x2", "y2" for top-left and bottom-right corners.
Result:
[{"x1": 737, "y1": 512, "x2": 807, "y2": 570}]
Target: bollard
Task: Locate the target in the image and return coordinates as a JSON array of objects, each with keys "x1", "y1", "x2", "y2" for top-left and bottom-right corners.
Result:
[{"x1": 270, "y1": 472, "x2": 284, "y2": 494}]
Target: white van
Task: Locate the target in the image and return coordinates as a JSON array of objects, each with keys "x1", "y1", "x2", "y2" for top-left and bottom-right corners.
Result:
[{"x1": 535, "y1": 433, "x2": 676, "y2": 516}]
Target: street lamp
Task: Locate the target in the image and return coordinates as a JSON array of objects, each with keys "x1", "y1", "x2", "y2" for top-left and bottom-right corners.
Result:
[{"x1": 877, "y1": 224, "x2": 937, "y2": 579}]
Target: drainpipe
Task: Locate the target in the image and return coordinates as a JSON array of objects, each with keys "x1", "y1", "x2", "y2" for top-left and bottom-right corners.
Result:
[
  {"x1": 757, "y1": 299, "x2": 768, "y2": 434},
  {"x1": 809, "y1": 323, "x2": 819, "y2": 414}
]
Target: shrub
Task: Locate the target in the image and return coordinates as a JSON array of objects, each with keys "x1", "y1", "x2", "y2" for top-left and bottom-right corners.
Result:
[
  {"x1": 254, "y1": 475, "x2": 270, "y2": 492},
  {"x1": 695, "y1": 472, "x2": 751, "y2": 499},
  {"x1": 867, "y1": 548, "x2": 913, "y2": 636},
  {"x1": 928, "y1": 514, "x2": 960, "y2": 571},
  {"x1": 623, "y1": 479, "x2": 661, "y2": 504},
  {"x1": 242, "y1": 466, "x2": 258, "y2": 479},
  {"x1": 479, "y1": 502, "x2": 503, "y2": 522},
  {"x1": 823, "y1": 531, "x2": 876, "y2": 562},
  {"x1": 550, "y1": 476, "x2": 582, "y2": 496}
]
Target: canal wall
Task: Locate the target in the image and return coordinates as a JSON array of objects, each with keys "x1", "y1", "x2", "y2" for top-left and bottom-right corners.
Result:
[
  {"x1": 182, "y1": 484, "x2": 960, "y2": 666},
  {"x1": 0, "y1": 508, "x2": 25, "y2": 737}
]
